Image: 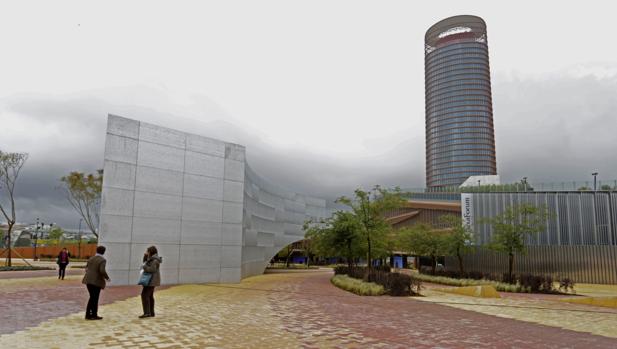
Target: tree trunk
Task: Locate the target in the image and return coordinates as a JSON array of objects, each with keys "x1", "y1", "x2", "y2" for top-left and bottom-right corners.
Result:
[
  {"x1": 7, "y1": 222, "x2": 13, "y2": 267},
  {"x1": 285, "y1": 246, "x2": 292, "y2": 268},
  {"x1": 347, "y1": 241, "x2": 353, "y2": 271},
  {"x1": 431, "y1": 255, "x2": 436, "y2": 275},
  {"x1": 508, "y1": 253, "x2": 514, "y2": 283},
  {"x1": 457, "y1": 250, "x2": 465, "y2": 275},
  {"x1": 366, "y1": 236, "x2": 372, "y2": 281}
]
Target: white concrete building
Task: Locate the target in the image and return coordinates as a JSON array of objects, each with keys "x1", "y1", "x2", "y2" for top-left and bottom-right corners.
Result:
[{"x1": 99, "y1": 115, "x2": 330, "y2": 285}]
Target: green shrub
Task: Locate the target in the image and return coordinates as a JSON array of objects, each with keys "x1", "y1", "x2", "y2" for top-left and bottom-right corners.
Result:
[
  {"x1": 414, "y1": 273, "x2": 559, "y2": 294},
  {"x1": 331, "y1": 275, "x2": 385, "y2": 296},
  {"x1": 0, "y1": 266, "x2": 53, "y2": 272}
]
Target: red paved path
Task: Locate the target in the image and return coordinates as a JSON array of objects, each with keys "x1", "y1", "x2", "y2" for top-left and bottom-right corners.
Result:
[
  {"x1": 0, "y1": 270, "x2": 144, "y2": 335},
  {"x1": 266, "y1": 271, "x2": 617, "y2": 348}
]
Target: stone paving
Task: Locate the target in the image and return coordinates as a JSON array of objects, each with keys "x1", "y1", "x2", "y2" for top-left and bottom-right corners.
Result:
[
  {"x1": 418, "y1": 287, "x2": 617, "y2": 339},
  {"x1": 1, "y1": 270, "x2": 617, "y2": 348}
]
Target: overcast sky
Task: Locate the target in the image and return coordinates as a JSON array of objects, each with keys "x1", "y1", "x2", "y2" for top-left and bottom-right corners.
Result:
[{"x1": 1, "y1": 1, "x2": 617, "y2": 228}]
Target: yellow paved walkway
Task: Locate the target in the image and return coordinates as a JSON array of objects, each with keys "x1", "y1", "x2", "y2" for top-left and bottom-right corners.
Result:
[
  {"x1": 418, "y1": 289, "x2": 617, "y2": 339},
  {"x1": 0, "y1": 274, "x2": 310, "y2": 349}
]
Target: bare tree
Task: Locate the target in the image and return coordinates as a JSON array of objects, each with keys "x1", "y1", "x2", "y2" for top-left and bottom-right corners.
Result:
[
  {"x1": 0, "y1": 150, "x2": 28, "y2": 266},
  {"x1": 60, "y1": 170, "x2": 103, "y2": 238}
]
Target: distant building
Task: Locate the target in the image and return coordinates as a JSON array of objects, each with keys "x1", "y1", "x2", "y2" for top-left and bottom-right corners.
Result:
[{"x1": 425, "y1": 15, "x2": 497, "y2": 188}]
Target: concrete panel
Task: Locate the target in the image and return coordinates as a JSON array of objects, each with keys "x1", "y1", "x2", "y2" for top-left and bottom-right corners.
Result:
[
  {"x1": 244, "y1": 229, "x2": 258, "y2": 246},
  {"x1": 221, "y1": 246, "x2": 241, "y2": 268},
  {"x1": 182, "y1": 197, "x2": 223, "y2": 223},
  {"x1": 220, "y1": 267, "x2": 241, "y2": 283},
  {"x1": 181, "y1": 220, "x2": 222, "y2": 245},
  {"x1": 183, "y1": 174, "x2": 224, "y2": 200},
  {"x1": 137, "y1": 142, "x2": 185, "y2": 171},
  {"x1": 221, "y1": 223, "x2": 242, "y2": 245},
  {"x1": 160, "y1": 268, "x2": 179, "y2": 285},
  {"x1": 101, "y1": 242, "x2": 131, "y2": 271},
  {"x1": 99, "y1": 214, "x2": 133, "y2": 243},
  {"x1": 242, "y1": 246, "x2": 265, "y2": 263},
  {"x1": 186, "y1": 134, "x2": 226, "y2": 157},
  {"x1": 139, "y1": 122, "x2": 186, "y2": 149},
  {"x1": 135, "y1": 166, "x2": 183, "y2": 196},
  {"x1": 101, "y1": 188, "x2": 134, "y2": 217},
  {"x1": 224, "y1": 159, "x2": 244, "y2": 182},
  {"x1": 257, "y1": 231, "x2": 275, "y2": 247},
  {"x1": 223, "y1": 202, "x2": 243, "y2": 224},
  {"x1": 107, "y1": 114, "x2": 139, "y2": 139},
  {"x1": 179, "y1": 245, "x2": 221, "y2": 268},
  {"x1": 132, "y1": 217, "x2": 181, "y2": 244},
  {"x1": 107, "y1": 270, "x2": 130, "y2": 287},
  {"x1": 185, "y1": 151, "x2": 225, "y2": 179},
  {"x1": 104, "y1": 134, "x2": 138, "y2": 164},
  {"x1": 225, "y1": 143, "x2": 245, "y2": 161},
  {"x1": 223, "y1": 180, "x2": 244, "y2": 203},
  {"x1": 177, "y1": 268, "x2": 221, "y2": 283},
  {"x1": 178, "y1": 268, "x2": 205, "y2": 284},
  {"x1": 103, "y1": 160, "x2": 136, "y2": 191},
  {"x1": 133, "y1": 191, "x2": 182, "y2": 220}
]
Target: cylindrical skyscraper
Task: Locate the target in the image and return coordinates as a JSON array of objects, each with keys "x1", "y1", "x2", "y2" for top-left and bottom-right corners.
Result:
[{"x1": 425, "y1": 15, "x2": 497, "y2": 189}]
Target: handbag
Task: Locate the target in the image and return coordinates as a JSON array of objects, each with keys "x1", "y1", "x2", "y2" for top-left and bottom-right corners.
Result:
[{"x1": 138, "y1": 271, "x2": 153, "y2": 286}]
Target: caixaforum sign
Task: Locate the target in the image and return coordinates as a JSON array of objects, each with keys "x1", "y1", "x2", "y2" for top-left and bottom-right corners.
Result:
[{"x1": 461, "y1": 193, "x2": 474, "y2": 229}]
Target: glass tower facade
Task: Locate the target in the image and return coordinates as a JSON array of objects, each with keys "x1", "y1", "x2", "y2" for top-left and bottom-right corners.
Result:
[{"x1": 425, "y1": 15, "x2": 497, "y2": 189}]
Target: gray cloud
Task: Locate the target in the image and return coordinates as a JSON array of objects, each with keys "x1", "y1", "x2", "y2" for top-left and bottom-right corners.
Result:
[{"x1": 1, "y1": 70, "x2": 617, "y2": 228}]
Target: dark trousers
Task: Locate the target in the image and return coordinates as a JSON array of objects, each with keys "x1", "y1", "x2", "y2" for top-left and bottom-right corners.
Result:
[
  {"x1": 58, "y1": 263, "x2": 68, "y2": 279},
  {"x1": 141, "y1": 286, "x2": 155, "y2": 316},
  {"x1": 86, "y1": 284, "x2": 102, "y2": 318}
]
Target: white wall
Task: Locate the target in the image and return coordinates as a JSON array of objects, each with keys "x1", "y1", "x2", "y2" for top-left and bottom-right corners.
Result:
[{"x1": 99, "y1": 114, "x2": 330, "y2": 285}]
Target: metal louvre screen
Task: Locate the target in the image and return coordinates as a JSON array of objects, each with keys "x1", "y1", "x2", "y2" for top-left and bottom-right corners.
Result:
[
  {"x1": 455, "y1": 191, "x2": 617, "y2": 284},
  {"x1": 445, "y1": 245, "x2": 617, "y2": 284},
  {"x1": 464, "y1": 192, "x2": 617, "y2": 247}
]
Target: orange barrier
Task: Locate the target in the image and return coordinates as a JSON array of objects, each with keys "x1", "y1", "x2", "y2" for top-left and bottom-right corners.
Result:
[{"x1": 8, "y1": 244, "x2": 97, "y2": 259}]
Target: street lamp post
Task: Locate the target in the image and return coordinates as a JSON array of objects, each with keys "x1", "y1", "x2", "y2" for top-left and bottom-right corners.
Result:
[
  {"x1": 592, "y1": 172, "x2": 599, "y2": 191},
  {"x1": 33, "y1": 218, "x2": 40, "y2": 261},
  {"x1": 523, "y1": 177, "x2": 528, "y2": 192},
  {"x1": 78, "y1": 218, "x2": 83, "y2": 259}
]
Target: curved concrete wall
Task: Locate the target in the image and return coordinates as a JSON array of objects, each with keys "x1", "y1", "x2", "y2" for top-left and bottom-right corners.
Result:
[{"x1": 99, "y1": 115, "x2": 330, "y2": 285}]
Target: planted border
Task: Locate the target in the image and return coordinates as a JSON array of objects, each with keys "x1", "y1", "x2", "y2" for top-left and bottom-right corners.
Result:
[
  {"x1": 414, "y1": 273, "x2": 573, "y2": 294},
  {"x1": 331, "y1": 275, "x2": 385, "y2": 296}
]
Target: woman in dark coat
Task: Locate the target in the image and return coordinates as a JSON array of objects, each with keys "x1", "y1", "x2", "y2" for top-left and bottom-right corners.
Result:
[
  {"x1": 57, "y1": 247, "x2": 70, "y2": 280},
  {"x1": 139, "y1": 245, "x2": 162, "y2": 318}
]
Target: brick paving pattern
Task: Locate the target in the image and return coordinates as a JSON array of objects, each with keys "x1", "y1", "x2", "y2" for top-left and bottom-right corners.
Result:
[{"x1": 0, "y1": 270, "x2": 616, "y2": 348}]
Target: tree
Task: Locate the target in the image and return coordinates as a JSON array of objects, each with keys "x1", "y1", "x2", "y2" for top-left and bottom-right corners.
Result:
[
  {"x1": 14, "y1": 237, "x2": 31, "y2": 247},
  {"x1": 400, "y1": 224, "x2": 448, "y2": 274},
  {"x1": 304, "y1": 211, "x2": 363, "y2": 270},
  {"x1": 48, "y1": 226, "x2": 64, "y2": 244},
  {"x1": 600, "y1": 184, "x2": 613, "y2": 191},
  {"x1": 337, "y1": 186, "x2": 405, "y2": 279},
  {"x1": 0, "y1": 150, "x2": 28, "y2": 266},
  {"x1": 277, "y1": 244, "x2": 295, "y2": 268},
  {"x1": 485, "y1": 204, "x2": 548, "y2": 282},
  {"x1": 441, "y1": 215, "x2": 474, "y2": 275},
  {"x1": 60, "y1": 170, "x2": 103, "y2": 238}
]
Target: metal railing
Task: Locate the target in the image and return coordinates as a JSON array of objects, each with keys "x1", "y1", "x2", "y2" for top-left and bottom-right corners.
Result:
[{"x1": 399, "y1": 180, "x2": 617, "y2": 202}]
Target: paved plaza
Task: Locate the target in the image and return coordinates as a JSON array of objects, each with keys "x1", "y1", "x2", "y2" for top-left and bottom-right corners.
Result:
[{"x1": 1, "y1": 269, "x2": 617, "y2": 348}]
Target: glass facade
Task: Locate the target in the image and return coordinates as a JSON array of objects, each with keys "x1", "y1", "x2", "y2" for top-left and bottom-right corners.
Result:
[{"x1": 425, "y1": 16, "x2": 497, "y2": 188}]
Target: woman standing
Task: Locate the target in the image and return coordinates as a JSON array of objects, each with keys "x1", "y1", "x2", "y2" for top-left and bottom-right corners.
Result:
[
  {"x1": 139, "y1": 246, "x2": 162, "y2": 318},
  {"x1": 57, "y1": 247, "x2": 70, "y2": 280}
]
